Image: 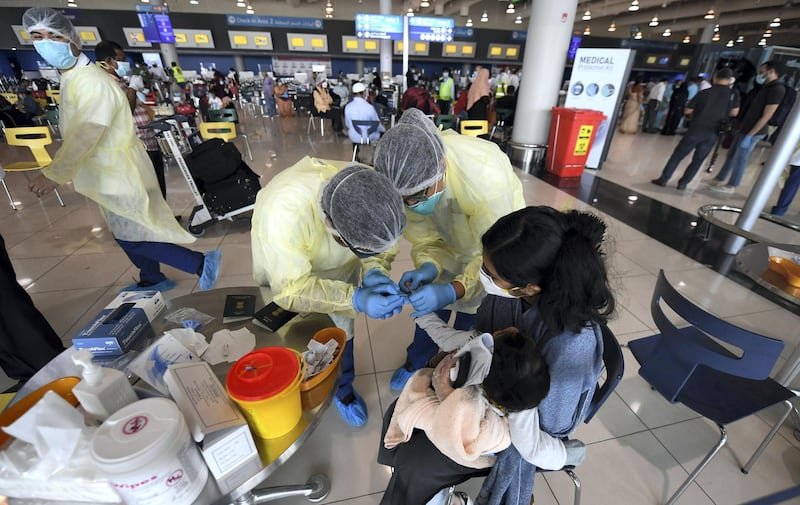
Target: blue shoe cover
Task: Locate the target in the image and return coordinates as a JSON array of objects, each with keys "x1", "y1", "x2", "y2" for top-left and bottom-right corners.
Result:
[
  {"x1": 390, "y1": 364, "x2": 415, "y2": 392},
  {"x1": 199, "y1": 249, "x2": 221, "y2": 291},
  {"x1": 334, "y1": 391, "x2": 368, "y2": 427},
  {"x1": 120, "y1": 278, "x2": 177, "y2": 293}
]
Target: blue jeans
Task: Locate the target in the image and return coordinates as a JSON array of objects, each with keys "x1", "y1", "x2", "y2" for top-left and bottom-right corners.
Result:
[
  {"x1": 406, "y1": 309, "x2": 477, "y2": 370},
  {"x1": 715, "y1": 132, "x2": 766, "y2": 187},
  {"x1": 657, "y1": 131, "x2": 717, "y2": 185},
  {"x1": 772, "y1": 165, "x2": 800, "y2": 216},
  {"x1": 338, "y1": 338, "x2": 356, "y2": 398},
  {"x1": 116, "y1": 239, "x2": 204, "y2": 284}
]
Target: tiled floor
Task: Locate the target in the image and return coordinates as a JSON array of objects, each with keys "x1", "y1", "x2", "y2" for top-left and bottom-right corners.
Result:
[{"x1": 2, "y1": 111, "x2": 800, "y2": 504}]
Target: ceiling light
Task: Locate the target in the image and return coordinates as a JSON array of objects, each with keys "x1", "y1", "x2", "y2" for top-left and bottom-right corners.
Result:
[
  {"x1": 662, "y1": 28, "x2": 671, "y2": 37},
  {"x1": 584, "y1": 26, "x2": 591, "y2": 35},
  {"x1": 683, "y1": 35, "x2": 691, "y2": 43},
  {"x1": 407, "y1": 7, "x2": 414, "y2": 16},
  {"x1": 325, "y1": 13, "x2": 332, "y2": 18},
  {"x1": 726, "y1": 40, "x2": 734, "y2": 47},
  {"x1": 140, "y1": 0, "x2": 149, "y2": 3},
  {"x1": 246, "y1": 5, "x2": 254, "y2": 14},
  {"x1": 628, "y1": 0, "x2": 639, "y2": 12},
  {"x1": 759, "y1": 38, "x2": 767, "y2": 46},
  {"x1": 713, "y1": 24, "x2": 719, "y2": 33},
  {"x1": 236, "y1": 0, "x2": 246, "y2": 6},
  {"x1": 704, "y1": 8, "x2": 715, "y2": 20},
  {"x1": 763, "y1": 29, "x2": 772, "y2": 37},
  {"x1": 466, "y1": 18, "x2": 473, "y2": 27},
  {"x1": 420, "y1": 0, "x2": 430, "y2": 6},
  {"x1": 711, "y1": 32, "x2": 720, "y2": 41},
  {"x1": 582, "y1": 10, "x2": 591, "y2": 21},
  {"x1": 514, "y1": 15, "x2": 522, "y2": 24},
  {"x1": 66, "y1": 0, "x2": 77, "y2": 5},
  {"x1": 608, "y1": 22, "x2": 616, "y2": 32},
  {"x1": 506, "y1": 3, "x2": 515, "y2": 14},
  {"x1": 325, "y1": 1, "x2": 333, "y2": 14},
  {"x1": 189, "y1": 0, "x2": 198, "y2": 4},
  {"x1": 770, "y1": 17, "x2": 781, "y2": 28},
  {"x1": 736, "y1": 35, "x2": 744, "y2": 43},
  {"x1": 649, "y1": 16, "x2": 659, "y2": 27},
  {"x1": 480, "y1": 10, "x2": 488, "y2": 22},
  {"x1": 634, "y1": 31, "x2": 642, "y2": 39}
]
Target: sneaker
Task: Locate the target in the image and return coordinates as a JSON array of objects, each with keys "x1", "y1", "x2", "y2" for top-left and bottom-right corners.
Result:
[
  {"x1": 770, "y1": 206, "x2": 787, "y2": 217},
  {"x1": 707, "y1": 179, "x2": 727, "y2": 187},
  {"x1": 676, "y1": 183, "x2": 688, "y2": 190},
  {"x1": 709, "y1": 184, "x2": 735, "y2": 194},
  {"x1": 650, "y1": 178, "x2": 667, "y2": 187},
  {"x1": 199, "y1": 249, "x2": 221, "y2": 291},
  {"x1": 334, "y1": 391, "x2": 368, "y2": 427},
  {"x1": 390, "y1": 362, "x2": 416, "y2": 392},
  {"x1": 121, "y1": 278, "x2": 177, "y2": 293}
]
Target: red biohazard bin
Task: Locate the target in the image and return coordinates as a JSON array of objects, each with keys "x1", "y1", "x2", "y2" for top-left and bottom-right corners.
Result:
[{"x1": 547, "y1": 107, "x2": 606, "y2": 178}]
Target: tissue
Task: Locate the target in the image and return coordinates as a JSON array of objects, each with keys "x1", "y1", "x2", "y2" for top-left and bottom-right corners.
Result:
[
  {"x1": 202, "y1": 327, "x2": 256, "y2": 365},
  {"x1": 303, "y1": 338, "x2": 339, "y2": 379}
]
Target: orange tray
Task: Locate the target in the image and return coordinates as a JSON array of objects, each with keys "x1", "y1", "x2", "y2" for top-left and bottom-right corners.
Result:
[
  {"x1": 769, "y1": 256, "x2": 800, "y2": 288},
  {"x1": 0, "y1": 377, "x2": 80, "y2": 447}
]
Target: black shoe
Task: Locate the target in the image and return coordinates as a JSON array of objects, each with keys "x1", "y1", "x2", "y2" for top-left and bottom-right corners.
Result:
[
  {"x1": 651, "y1": 178, "x2": 667, "y2": 187},
  {"x1": 677, "y1": 183, "x2": 687, "y2": 190}
]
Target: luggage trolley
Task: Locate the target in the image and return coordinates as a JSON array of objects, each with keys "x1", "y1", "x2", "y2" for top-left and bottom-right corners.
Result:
[{"x1": 143, "y1": 115, "x2": 259, "y2": 236}]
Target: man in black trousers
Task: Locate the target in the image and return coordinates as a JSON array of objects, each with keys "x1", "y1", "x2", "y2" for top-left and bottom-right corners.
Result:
[{"x1": 0, "y1": 234, "x2": 65, "y2": 390}]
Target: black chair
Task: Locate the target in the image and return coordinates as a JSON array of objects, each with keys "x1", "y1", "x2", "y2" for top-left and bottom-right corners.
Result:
[
  {"x1": 446, "y1": 323, "x2": 624, "y2": 505},
  {"x1": 628, "y1": 270, "x2": 796, "y2": 505}
]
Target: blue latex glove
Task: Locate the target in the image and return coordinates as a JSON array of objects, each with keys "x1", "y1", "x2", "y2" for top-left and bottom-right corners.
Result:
[
  {"x1": 362, "y1": 269, "x2": 395, "y2": 289},
  {"x1": 408, "y1": 283, "x2": 457, "y2": 318},
  {"x1": 353, "y1": 284, "x2": 405, "y2": 319},
  {"x1": 399, "y1": 262, "x2": 438, "y2": 294},
  {"x1": 740, "y1": 134, "x2": 755, "y2": 150}
]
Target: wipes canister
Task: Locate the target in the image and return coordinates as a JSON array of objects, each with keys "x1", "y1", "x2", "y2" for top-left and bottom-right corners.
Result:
[{"x1": 89, "y1": 397, "x2": 208, "y2": 505}]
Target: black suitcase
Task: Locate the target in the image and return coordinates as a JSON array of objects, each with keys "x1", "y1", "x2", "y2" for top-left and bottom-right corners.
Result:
[
  {"x1": 185, "y1": 138, "x2": 241, "y2": 185},
  {"x1": 203, "y1": 162, "x2": 261, "y2": 215}
]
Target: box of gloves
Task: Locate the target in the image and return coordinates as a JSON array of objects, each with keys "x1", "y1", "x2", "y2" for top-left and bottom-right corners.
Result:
[{"x1": 72, "y1": 290, "x2": 166, "y2": 356}]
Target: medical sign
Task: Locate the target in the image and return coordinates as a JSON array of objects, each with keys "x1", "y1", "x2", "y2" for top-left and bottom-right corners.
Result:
[
  {"x1": 409, "y1": 16, "x2": 454, "y2": 42},
  {"x1": 573, "y1": 125, "x2": 594, "y2": 155},
  {"x1": 355, "y1": 14, "x2": 403, "y2": 40}
]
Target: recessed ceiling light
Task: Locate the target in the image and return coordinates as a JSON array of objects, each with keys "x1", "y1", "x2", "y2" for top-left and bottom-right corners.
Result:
[
  {"x1": 466, "y1": 18, "x2": 473, "y2": 27},
  {"x1": 237, "y1": 1, "x2": 246, "y2": 7},
  {"x1": 420, "y1": 0, "x2": 430, "y2": 7},
  {"x1": 770, "y1": 17, "x2": 781, "y2": 28},
  {"x1": 189, "y1": 0, "x2": 198, "y2": 4},
  {"x1": 726, "y1": 40, "x2": 734, "y2": 47},
  {"x1": 634, "y1": 31, "x2": 643, "y2": 39},
  {"x1": 683, "y1": 35, "x2": 691, "y2": 43},
  {"x1": 662, "y1": 28, "x2": 671, "y2": 37},
  {"x1": 704, "y1": 8, "x2": 715, "y2": 20},
  {"x1": 407, "y1": 7, "x2": 414, "y2": 16},
  {"x1": 480, "y1": 10, "x2": 488, "y2": 22},
  {"x1": 759, "y1": 38, "x2": 767, "y2": 46},
  {"x1": 628, "y1": 0, "x2": 639, "y2": 12},
  {"x1": 514, "y1": 16, "x2": 522, "y2": 24},
  {"x1": 711, "y1": 32, "x2": 720, "y2": 41},
  {"x1": 649, "y1": 16, "x2": 659, "y2": 27},
  {"x1": 736, "y1": 35, "x2": 744, "y2": 43},
  {"x1": 763, "y1": 29, "x2": 772, "y2": 38},
  {"x1": 584, "y1": 26, "x2": 591, "y2": 35},
  {"x1": 608, "y1": 22, "x2": 616, "y2": 32},
  {"x1": 582, "y1": 10, "x2": 591, "y2": 21}
]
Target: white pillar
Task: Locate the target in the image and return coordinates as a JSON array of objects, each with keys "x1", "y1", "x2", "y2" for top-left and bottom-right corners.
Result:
[
  {"x1": 233, "y1": 54, "x2": 246, "y2": 72},
  {"x1": 511, "y1": 0, "x2": 579, "y2": 146},
  {"x1": 159, "y1": 43, "x2": 179, "y2": 69},
  {"x1": 700, "y1": 23, "x2": 716, "y2": 44},
  {"x1": 379, "y1": 0, "x2": 392, "y2": 77}
]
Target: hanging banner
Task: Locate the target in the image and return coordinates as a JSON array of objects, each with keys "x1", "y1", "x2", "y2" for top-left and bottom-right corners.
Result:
[{"x1": 565, "y1": 48, "x2": 635, "y2": 169}]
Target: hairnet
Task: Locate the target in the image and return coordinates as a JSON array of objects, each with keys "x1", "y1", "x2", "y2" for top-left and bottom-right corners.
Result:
[
  {"x1": 23, "y1": 7, "x2": 81, "y2": 48},
  {"x1": 373, "y1": 108, "x2": 446, "y2": 195},
  {"x1": 320, "y1": 164, "x2": 406, "y2": 252}
]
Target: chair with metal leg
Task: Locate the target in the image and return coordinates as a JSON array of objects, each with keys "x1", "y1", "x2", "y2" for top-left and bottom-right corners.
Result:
[
  {"x1": 205, "y1": 108, "x2": 252, "y2": 161},
  {"x1": 628, "y1": 270, "x2": 796, "y2": 505},
  {"x1": 459, "y1": 120, "x2": 489, "y2": 136},
  {"x1": 350, "y1": 120, "x2": 380, "y2": 162},
  {"x1": 2, "y1": 126, "x2": 65, "y2": 210},
  {"x1": 436, "y1": 114, "x2": 456, "y2": 131}
]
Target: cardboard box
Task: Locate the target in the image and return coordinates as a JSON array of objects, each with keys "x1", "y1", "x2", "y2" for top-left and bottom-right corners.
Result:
[
  {"x1": 164, "y1": 361, "x2": 261, "y2": 482},
  {"x1": 72, "y1": 290, "x2": 165, "y2": 356}
]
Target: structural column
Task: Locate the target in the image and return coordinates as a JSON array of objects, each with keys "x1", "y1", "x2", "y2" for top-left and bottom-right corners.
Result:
[
  {"x1": 159, "y1": 43, "x2": 179, "y2": 69},
  {"x1": 511, "y1": 0, "x2": 579, "y2": 146},
  {"x1": 379, "y1": 0, "x2": 392, "y2": 78},
  {"x1": 233, "y1": 54, "x2": 246, "y2": 73}
]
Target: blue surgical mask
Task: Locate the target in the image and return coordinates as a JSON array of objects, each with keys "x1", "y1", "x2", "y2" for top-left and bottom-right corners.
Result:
[
  {"x1": 115, "y1": 61, "x2": 131, "y2": 78},
  {"x1": 408, "y1": 190, "x2": 443, "y2": 215},
  {"x1": 33, "y1": 39, "x2": 77, "y2": 70},
  {"x1": 755, "y1": 73, "x2": 766, "y2": 85}
]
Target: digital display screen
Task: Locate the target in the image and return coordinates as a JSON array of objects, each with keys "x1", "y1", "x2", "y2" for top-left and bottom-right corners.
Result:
[
  {"x1": 567, "y1": 35, "x2": 582, "y2": 60},
  {"x1": 408, "y1": 16, "x2": 454, "y2": 42},
  {"x1": 355, "y1": 14, "x2": 403, "y2": 40},
  {"x1": 137, "y1": 5, "x2": 175, "y2": 44}
]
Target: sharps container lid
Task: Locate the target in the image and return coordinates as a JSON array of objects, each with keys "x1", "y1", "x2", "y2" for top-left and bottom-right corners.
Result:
[{"x1": 226, "y1": 347, "x2": 300, "y2": 402}]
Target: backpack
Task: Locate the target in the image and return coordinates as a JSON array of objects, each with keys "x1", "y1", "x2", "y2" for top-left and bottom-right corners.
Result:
[{"x1": 769, "y1": 84, "x2": 796, "y2": 127}]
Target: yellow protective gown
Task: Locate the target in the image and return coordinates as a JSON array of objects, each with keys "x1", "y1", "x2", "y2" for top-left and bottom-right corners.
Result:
[
  {"x1": 405, "y1": 130, "x2": 525, "y2": 313},
  {"x1": 251, "y1": 157, "x2": 396, "y2": 324},
  {"x1": 45, "y1": 57, "x2": 194, "y2": 244}
]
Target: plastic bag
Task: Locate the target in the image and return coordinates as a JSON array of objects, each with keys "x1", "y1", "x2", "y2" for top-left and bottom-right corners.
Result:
[{"x1": 164, "y1": 307, "x2": 214, "y2": 330}]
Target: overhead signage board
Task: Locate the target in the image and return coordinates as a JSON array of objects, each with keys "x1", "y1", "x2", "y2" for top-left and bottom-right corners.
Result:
[
  {"x1": 453, "y1": 26, "x2": 474, "y2": 38},
  {"x1": 409, "y1": 16, "x2": 453, "y2": 42},
  {"x1": 355, "y1": 14, "x2": 403, "y2": 40},
  {"x1": 226, "y1": 14, "x2": 323, "y2": 30}
]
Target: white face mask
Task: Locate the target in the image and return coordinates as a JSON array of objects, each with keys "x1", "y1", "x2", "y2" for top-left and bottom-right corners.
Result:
[{"x1": 479, "y1": 267, "x2": 520, "y2": 299}]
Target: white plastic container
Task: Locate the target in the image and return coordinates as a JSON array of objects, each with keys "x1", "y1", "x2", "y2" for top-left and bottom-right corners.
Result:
[
  {"x1": 89, "y1": 398, "x2": 209, "y2": 505},
  {"x1": 72, "y1": 349, "x2": 138, "y2": 421}
]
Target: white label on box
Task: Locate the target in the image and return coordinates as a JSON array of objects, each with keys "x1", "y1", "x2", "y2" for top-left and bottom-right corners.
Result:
[
  {"x1": 172, "y1": 364, "x2": 240, "y2": 429},
  {"x1": 208, "y1": 429, "x2": 257, "y2": 474}
]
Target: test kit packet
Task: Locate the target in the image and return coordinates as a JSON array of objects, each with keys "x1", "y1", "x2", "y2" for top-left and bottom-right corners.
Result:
[
  {"x1": 72, "y1": 290, "x2": 165, "y2": 356},
  {"x1": 164, "y1": 361, "x2": 261, "y2": 485}
]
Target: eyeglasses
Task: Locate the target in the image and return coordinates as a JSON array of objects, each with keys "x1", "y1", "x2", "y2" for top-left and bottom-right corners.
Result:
[
  {"x1": 403, "y1": 177, "x2": 443, "y2": 207},
  {"x1": 324, "y1": 211, "x2": 378, "y2": 258}
]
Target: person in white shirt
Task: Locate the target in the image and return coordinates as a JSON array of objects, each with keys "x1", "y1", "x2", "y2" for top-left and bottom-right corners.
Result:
[
  {"x1": 345, "y1": 82, "x2": 385, "y2": 145},
  {"x1": 644, "y1": 78, "x2": 667, "y2": 132},
  {"x1": 150, "y1": 64, "x2": 169, "y2": 82}
]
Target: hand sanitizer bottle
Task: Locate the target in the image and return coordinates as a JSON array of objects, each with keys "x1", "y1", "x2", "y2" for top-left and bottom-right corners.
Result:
[{"x1": 72, "y1": 349, "x2": 138, "y2": 421}]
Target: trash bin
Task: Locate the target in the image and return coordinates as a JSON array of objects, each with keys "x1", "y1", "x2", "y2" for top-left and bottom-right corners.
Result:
[
  {"x1": 547, "y1": 107, "x2": 606, "y2": 178},
  {"x1": 508, "y1": 142, "x2": 547, "y2": 175}
]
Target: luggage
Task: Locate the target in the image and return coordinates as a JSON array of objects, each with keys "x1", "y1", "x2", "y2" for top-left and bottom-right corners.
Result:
[
  {"x1": 203, "y1": 162, "x2": 260, "y2": 215},
  {"x1": 185, "y1": 138, "x2": 241, "y2": 184}
]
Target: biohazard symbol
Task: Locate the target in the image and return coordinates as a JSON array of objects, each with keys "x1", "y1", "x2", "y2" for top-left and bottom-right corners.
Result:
[
  {"x1": 122, "y1": 415, "x2": 148, "y2": 435},
  {"x1": 166, "y1": 469, "x2": 184, "y2": 487}
]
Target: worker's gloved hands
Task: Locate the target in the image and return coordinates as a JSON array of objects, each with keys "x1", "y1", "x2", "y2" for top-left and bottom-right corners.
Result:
[
  {"x1": 409, "y1": 283, "x2": 457, "y2": 318},
  {"x1": 353, "y1": 284, "x2": 405, "y2": 319},
  {"x1": 399, "y1": 262, "x2": 438, "y2": 294},
  {"x1": 361, "y1": 269, "x2": 396, "y2": 289},
  {"x1": 563, "y1": 439, "x2": 586, "y2": 467}
]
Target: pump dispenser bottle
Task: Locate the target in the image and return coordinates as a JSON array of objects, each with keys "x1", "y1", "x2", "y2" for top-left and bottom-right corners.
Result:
[{"x1": 72, "y1": 349, "x2": 138, "y2": 421}]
